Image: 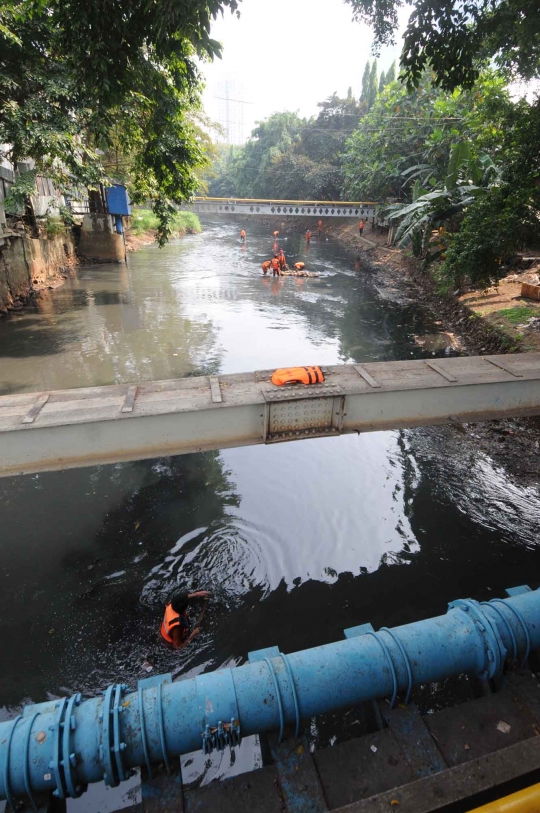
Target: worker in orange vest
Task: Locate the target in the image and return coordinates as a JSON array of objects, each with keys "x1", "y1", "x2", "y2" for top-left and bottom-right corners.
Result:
[
  {"x1": 305, "y1": 229, "x2": 311, "y2": 242},
  {"x1": 278, "y1": 248, "x2": 286, "y2": 269},
  {"x1": 160, "y1": 589, "x2": 211, "y2": 650},
  {"x1": 318, "y1": 219, "x2": 323, "y2": 234},
  {"x1": 358, "y1": 220, "x2": 364, "y2": 235},
  {"x1": 240, "y1": 229, "x2": 246, "y2": 242},
  {"x1": 270, "y1": 255, "x2": 281, "y2": 277},
  {"x1": 273, "y1": 230, "x2": 279, "y2": 239}
]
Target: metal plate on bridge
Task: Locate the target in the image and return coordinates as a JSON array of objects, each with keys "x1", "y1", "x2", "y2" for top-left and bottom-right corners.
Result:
[
  {"x1": 269, "y1": 397, "x2": 335, "y2": 434},
  {"x1": 264, "y1": 393, "x2": 345, "y2": 443}
]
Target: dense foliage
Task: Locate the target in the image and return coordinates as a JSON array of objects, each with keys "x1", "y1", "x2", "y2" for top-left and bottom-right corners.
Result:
[
  {"x1": 344, "y1": 0, "x2": 540, "y2": 92},
  {"x1": 341, "y1": 71, "x2": 508, "y2": 201},
  {"x1": 342, "y1": 0, "x2": 540, "y2": 289},
  {"x1": 208, "y1": 94, "x2": 365, "y2": 199},
  {"x1": 0, "y1": 0, "x2": 238, "y2": 243},
  {"x1": 441, "y1": 100, "x2": 540, "y2": 288}
]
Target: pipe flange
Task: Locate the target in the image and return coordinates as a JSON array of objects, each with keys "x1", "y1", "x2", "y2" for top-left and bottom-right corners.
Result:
[
  {"x1": 49, "y1": 698, "x2": 68, "y2": 799},
  {"x1": 100, "y1": 684, "x2": 129, "y2": 787},
  {"x1": 62, "y1": 693, "x2": 83, "y2": 798},
  {"x1": 449, "y1": 599, "x2": 506, "y2": 679}
]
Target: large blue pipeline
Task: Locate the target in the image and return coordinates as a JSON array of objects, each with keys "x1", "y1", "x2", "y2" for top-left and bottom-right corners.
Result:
[{"x1": 1, "y1": 587, "x2": 539, "y2": 808}]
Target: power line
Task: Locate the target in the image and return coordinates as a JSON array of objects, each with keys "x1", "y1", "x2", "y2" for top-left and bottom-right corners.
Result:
[{"x1": 213, "y1": 96, "x2": 254, "y2": 104}]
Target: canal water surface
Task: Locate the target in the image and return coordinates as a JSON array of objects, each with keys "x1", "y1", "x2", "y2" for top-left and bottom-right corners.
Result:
[{"x1": 1, "y1": 220, "x2": 539, "y2": 806}]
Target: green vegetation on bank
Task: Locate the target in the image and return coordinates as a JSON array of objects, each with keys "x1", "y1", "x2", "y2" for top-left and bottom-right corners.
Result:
[
  {"x1": 494, "y1": 306, "x2": 539, "y2": 325},
  {"x1": 129, "y1": 210, "x2": 201, "y2": 237}
]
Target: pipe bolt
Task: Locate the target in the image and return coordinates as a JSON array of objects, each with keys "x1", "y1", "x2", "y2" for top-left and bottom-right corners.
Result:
[
  {"x1": 52, "y1": 789, "x2": 60, "y2": 798},
  {"x1": 120, "y1": 743, "x2": 127, "y2": 751},
  {"x1": 70, "y1": 753, "x2": 77, "y2": 767}
]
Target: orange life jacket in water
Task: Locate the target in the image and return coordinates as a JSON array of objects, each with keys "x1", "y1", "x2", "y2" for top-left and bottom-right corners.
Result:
[
  {"x1": 271, "y1": 366, "x2": 325, "y2": 386},
  {"x1": 271, "y1": 257, "x2": 280, "y2": 271},
  {"x1": 160, "y1": 604, "x2": 189, "y2": 644},
  {"x1": 294, "y1": 262, "x2": 305, "y2": 270},
  {"x1": 240, "y1": 230, "x2": 246, "y2": 238},
  {"x1": 262, "y1": 261, "x2": 271, "y2": 271},
  {"x1": 273, "y1": 231, "x2": 279, "y2": 238}
]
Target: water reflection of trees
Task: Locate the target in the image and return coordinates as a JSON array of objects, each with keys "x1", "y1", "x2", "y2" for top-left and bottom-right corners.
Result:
[{"x1": 0, "y1": 255, "x2": 222, "y2": 393}]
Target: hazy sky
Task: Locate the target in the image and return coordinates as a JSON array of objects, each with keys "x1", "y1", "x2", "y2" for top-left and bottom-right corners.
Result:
[{"x1": 201, "y1": 0, "x2": 404, "y2": 141}]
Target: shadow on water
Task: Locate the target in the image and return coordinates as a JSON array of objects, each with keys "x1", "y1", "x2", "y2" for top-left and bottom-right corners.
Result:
[{"x1": 0, "y1": 221, "x2": 539, "y2": 804}]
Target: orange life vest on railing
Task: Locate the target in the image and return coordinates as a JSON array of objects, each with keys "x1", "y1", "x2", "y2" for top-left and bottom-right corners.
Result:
[
  {"x1": 160, "y1": 604, "x2": 189, "y2": 644},
  {"x1": 271, "y1": 366, "x2": 325, "y2": 386}
]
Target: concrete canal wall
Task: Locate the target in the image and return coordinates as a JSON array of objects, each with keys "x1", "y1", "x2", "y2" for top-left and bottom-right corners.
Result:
[{"x1": 0, "y1": 231, "x2": 76, "y2": 313}]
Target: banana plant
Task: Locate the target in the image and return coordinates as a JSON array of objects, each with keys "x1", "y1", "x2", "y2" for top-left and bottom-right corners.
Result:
[{"x1": 384, "y1": 141, "x2": 500, "y2": 259}]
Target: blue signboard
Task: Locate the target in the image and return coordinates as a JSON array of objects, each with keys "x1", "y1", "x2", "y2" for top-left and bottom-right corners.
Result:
[{"x1": 106, "y1": 184, "x2": 131, "y2": 216}]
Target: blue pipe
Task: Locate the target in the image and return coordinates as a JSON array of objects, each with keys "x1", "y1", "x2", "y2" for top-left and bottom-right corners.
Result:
[{"x1": 1, "y1": 587, "x2": 539, "y2": 805}]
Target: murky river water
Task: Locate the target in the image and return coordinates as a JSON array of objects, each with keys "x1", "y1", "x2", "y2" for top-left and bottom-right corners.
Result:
[{"x1": 1, "y1": 220, "x2": 539, "y2": 807}]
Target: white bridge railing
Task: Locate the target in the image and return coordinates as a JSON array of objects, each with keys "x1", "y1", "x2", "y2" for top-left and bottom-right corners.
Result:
[{"x1": 181, "y1": 197, "x2": 377, "y2": 219}]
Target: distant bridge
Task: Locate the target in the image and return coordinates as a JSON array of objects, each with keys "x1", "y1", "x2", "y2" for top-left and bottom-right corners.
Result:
[{"x1": 181, "y1": 197, "x2": 377, "y2": 219}]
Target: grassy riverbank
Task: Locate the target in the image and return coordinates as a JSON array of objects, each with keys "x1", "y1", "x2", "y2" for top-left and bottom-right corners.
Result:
[{"x1": 126, "y1": 209, "x2": 201, "y2": 251}]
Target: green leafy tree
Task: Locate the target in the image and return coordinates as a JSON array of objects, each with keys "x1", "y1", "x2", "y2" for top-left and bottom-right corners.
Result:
[
  {"x1": 441, "y1": 98, "x2": 540, "y2": 287},
  {"x1": 208, "y1": 93, "x2": 363, "y2": 200},
  {"x1": 0, "y1": 0, "x2": 239, "y2": 244},
  {"x1": 225, "y1": 112, "x2": 307, "y2": 198},
  {"x1": 387, "y1": 61, "x2": 397, "y2": 83},
  {"x1": 302, "y1": 93, "x2": 363, "y2": 162},
  {"x1": 378, "y1": 71, "x2": 386, "y2": 93},
  {"x1": 360, "y1": 60, "x2": 371, "y2": 102},
  {"x1": 345, "y1": 0, "x2": 540, "y2": 91},
  {"x1": 368, "y1": 60, "x2": 378, "y2": 108},
  {"x1": 341, "y1": 70, "x2": 509, "y2": 201},
  {"x1": 265, "y1": 154, "x2": 342, "y2": 200}
]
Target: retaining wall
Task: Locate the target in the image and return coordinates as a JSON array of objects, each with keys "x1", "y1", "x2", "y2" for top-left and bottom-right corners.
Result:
[{"x1": 0, "y1": 231, "x2": 76, "y2": 313}]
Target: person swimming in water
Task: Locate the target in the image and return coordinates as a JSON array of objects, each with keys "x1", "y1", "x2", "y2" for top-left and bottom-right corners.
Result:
[{"x1": 160, "y1": 589, "x2": 211, "y2": 649}]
